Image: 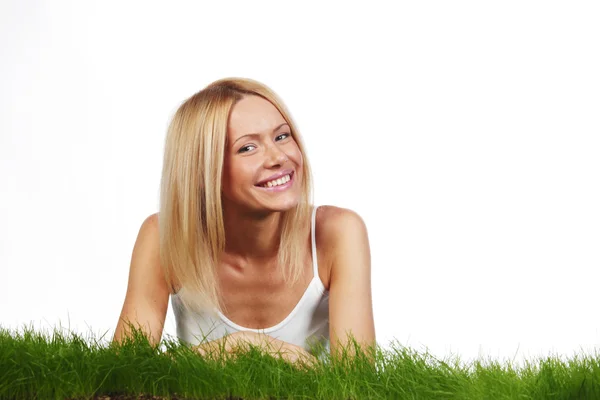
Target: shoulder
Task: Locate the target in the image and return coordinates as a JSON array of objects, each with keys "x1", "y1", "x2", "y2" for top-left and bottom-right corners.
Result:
[
  {"x1": 137, "y1": 213, "x2": 160, "y2": 247},
  {"x1": 143, "y1": 213, "x2": 159, "y2": 229},
  {"x1": 315, "y1": 205, "x2": 369, "y2": 264},
  {"x1": 137, "y1": 212, "x2": 181, "y2": 293},
  {"x1": 315, "y1": 205, "x2": 368, "y2": 243},
  {"x1": 133, "y1": 213, "x2": 162, "y2": 270},
  {"x1": 134, "y1": 213, "x2": 159, "y2": 248},
  {"x1": 314, "y1": 206, "x2": 375, "y2": 357}
]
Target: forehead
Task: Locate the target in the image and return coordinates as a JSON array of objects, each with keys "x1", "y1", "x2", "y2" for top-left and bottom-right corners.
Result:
[{"x1": 228, "y1": 95, "x2": 286, "y2": 139}]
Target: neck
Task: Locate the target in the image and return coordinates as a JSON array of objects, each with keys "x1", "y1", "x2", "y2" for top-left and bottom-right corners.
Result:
[{"x1": 222, "y1": 203, "x2": 284, "y2": 265}]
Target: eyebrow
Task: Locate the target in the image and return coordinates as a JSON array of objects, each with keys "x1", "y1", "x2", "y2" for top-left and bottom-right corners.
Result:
[{"x1": 232, "y1": 122, "x2": 290, "y2": 147}]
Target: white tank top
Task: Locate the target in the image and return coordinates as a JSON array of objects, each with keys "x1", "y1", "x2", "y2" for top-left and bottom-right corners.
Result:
[{"x1": 170, "y1": 205, "x2": 330, "y2": 358}]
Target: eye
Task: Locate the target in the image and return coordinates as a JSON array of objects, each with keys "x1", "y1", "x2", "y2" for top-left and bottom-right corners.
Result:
[
  {"x1": 238, "y1": 145, "x2": 256, "y2": 154},
  {"x1": 276, "y1": 133, "x2": 291, "y2": 141}
]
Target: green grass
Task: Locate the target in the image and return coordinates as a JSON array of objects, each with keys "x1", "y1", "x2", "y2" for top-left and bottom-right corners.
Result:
[{"x1": 2, "y1": 324, "x2": 600, "y2": 400}]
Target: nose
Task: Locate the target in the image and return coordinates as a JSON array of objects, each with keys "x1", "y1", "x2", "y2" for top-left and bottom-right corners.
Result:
[{"x1": 264, "y1": 144, "x2": 288, "y2": 166}]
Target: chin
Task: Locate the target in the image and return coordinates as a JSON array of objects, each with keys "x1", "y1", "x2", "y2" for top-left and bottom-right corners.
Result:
[
  {"x1": 225, "y1": 194, "x2": 299, "y2": 215},
  {"x1": 271, "y1": 201, "x2": 300, "y2": 213},
  {"x1": 261, "y1": 195, "x2": 300, "y2": 212}
]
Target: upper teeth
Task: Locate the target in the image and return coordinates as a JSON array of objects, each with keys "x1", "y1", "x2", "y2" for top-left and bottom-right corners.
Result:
[{"x1": 261, "y1": 174, "x2": 291, "y2": 188}]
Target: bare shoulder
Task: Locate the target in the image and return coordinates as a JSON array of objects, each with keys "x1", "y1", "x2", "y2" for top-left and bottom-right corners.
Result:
[
  {"x1": 315, "y1": 205, "x2": 367, "y2": 243},
  {"x1": 136, "y1": 212, "x2": 180, "y2": 293},
  {"x1": 132, "y1": 212, "x2": 161, "y2": 275},
  {"x1": 144, "y1": 212, "x2": 159, "y2": 230},
  {"x1": 316, "y1": 206, "x2": 375, "y2": 358},
  {"x1": 138, "y1": 213, "x2": 160, "y2": 250},
  {"x1": 315, "y1": 205, "x2": 368, "y2": 273}
]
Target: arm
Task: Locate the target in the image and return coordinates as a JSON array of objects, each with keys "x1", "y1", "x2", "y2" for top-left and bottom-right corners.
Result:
[
  {"x1": 325, "y1": 207, "x2": 376, "y2": 365},
  {"x1": 112, "y1": 215, "x2": 315, "y2": 368},
  {"x1": 250, "y1": 332, "x2": 319, "y2": 368},
  {"x1": 192, "y1": 331, "x2": 257, "y2": 361},
  {"x1": 193, "y1": 332, "x2": 318, "y2": 368},
  {"x1": 113, "y1": 214, "x2": 170, "y2": 347},
  {"x1": 208, "y1": 208, "x2": 376, "y2": 368}
]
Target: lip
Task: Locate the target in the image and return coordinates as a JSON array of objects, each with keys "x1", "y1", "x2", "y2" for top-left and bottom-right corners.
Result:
[
  {"x1": 256, "y1": 171, "x2": 295, "y2": 192},
  {"x1": 255, "y1": 169, "x2": 295, "y2": 186}
]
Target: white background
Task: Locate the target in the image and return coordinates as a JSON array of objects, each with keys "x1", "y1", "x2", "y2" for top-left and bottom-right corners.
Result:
[{"x1": 1, "y1": 1, "x2": 599, "y2": 368}]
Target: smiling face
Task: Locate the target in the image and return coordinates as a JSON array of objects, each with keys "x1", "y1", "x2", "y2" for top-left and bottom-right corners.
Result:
[{"x1": 222, "y1": 95, "x2": 303, "y2": 214}]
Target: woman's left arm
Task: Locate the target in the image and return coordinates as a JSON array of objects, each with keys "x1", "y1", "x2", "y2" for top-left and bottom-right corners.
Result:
[
  {"x1": 241, "y1": 332, "x2": 319, "y2": 368},
  {"x1": 237, "y1": 207, "x2": 377, "y2": 368},
  {"x1": 324, "y1": 207, "x2": 376, "y2": 365}
]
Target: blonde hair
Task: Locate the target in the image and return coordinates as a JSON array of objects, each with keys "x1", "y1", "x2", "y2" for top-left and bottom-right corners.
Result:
[{"x1": 158, "y1": 77, "x2": 314, "y2": 317}]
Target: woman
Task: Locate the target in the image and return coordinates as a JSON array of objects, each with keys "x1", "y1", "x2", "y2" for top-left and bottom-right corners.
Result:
[{"x1": 113, "y1": 77, "x2": 376, "y2": 367}]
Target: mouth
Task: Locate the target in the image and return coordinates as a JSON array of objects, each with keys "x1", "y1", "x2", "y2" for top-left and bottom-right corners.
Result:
[{"x1": 255, "y1": 171, "x2": 295, "y2": 191}]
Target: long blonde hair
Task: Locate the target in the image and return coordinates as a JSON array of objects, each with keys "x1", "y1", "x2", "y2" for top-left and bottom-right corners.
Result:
[{"x1": 158, "y1": 77, "x2": 314, "y2": 316}]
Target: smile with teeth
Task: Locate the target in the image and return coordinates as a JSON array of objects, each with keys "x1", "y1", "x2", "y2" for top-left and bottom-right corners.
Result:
[{"x1": 259, "y1": 174, "x2": 291, "y2": 188}]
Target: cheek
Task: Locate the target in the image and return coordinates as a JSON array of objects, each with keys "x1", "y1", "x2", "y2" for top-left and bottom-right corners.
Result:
[
  {"x1": 224, "y1": 162, "x2": 253, "y2": 191},
  {"x1": 224, "y1": 167, "x2": 239, "y2": 189},
  {"x1": 290, "y1": 145, "x2": 303, "y2": 165},
  {"x1": 222, "y1": 160, "x2": 238, "y2": 193}
]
